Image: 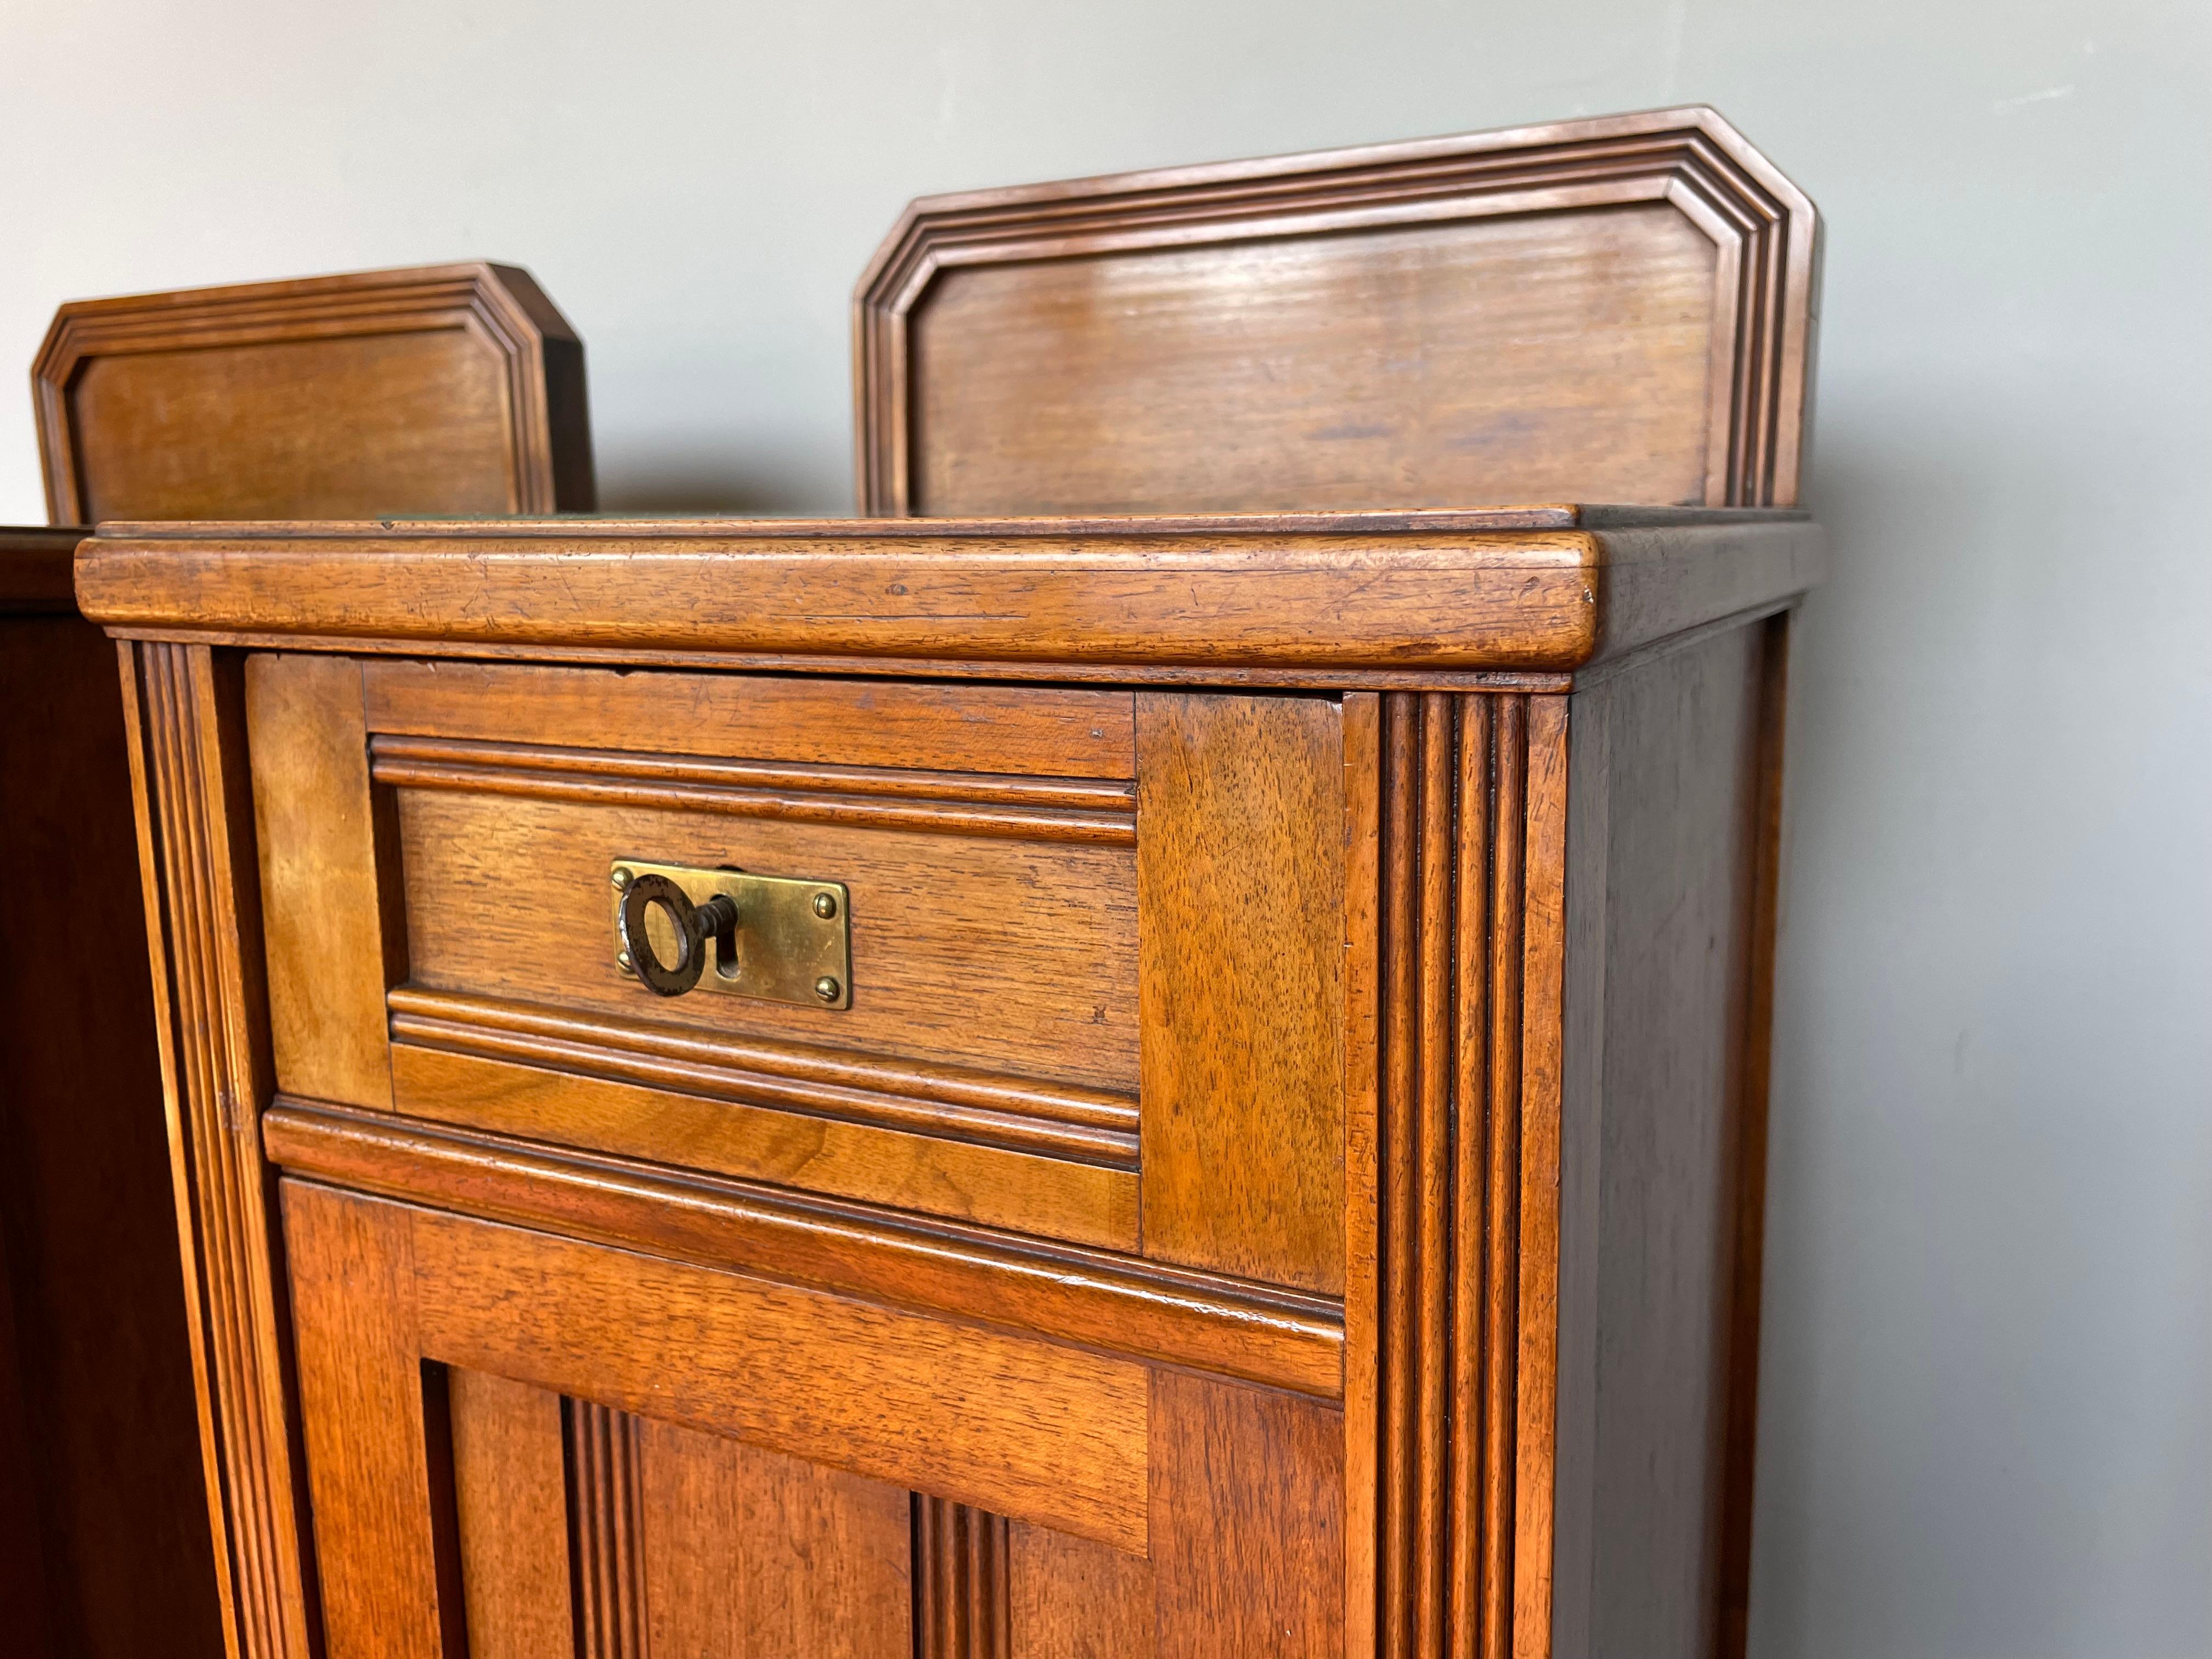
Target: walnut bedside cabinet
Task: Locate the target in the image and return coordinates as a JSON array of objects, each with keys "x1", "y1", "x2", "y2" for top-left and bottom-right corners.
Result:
[
  {"x1": 0, "y1": 262, "x2": 592, "y2": 1659},
  {"x1": 79, "y1": 111, "x2": 1822, "y2": 1659}
]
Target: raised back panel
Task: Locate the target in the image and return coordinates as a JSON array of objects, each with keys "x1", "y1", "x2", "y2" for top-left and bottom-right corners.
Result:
[
  {"x1": 33, "y1": 262, "x2": 595, "y2": 523},
  {"x1": 856, "y1": 106, "x2": 1819, "y2": 515}
]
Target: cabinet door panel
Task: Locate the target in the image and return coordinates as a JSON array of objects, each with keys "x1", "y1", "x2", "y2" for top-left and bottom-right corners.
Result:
[
  {"x1": 281, "y1": 1180, "x2": 1344, "y2": 1658},
  {"x1": 450, "y1": 1370, "x2": 573, "y2": 1659},
  {"x1": 639, "y1": 1415, "x2": 912, "y2": 1659}
]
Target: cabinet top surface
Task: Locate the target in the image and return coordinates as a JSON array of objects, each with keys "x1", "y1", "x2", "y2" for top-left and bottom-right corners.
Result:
[{"x1": 75, "y1": 506, "x2": 1823, "y2": 684}]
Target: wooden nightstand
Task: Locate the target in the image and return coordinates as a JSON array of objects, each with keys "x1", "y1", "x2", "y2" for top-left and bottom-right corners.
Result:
[
  {"x1": 2, "y1": 263, "x2": 592, "y2": 1659},
  {"x1": 80, "y1": 110, "x2": 1822, "y2": 1659}
]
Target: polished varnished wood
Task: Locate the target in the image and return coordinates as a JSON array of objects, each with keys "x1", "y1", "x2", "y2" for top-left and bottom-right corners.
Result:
[
  {"x1": 96, "y1": 111, "x2": 1820, "y2": 1659},
  {"x1": 247, "y1": 654, "x2": 403, "y2": 1110},
  {"x1": 1137, "y1": 693, "x2": 1345, "y2": 1293},
  {"x1": 76, "y1": 509, "x2": 1824, "y2": 681},
  {"x1": 104, "y1": 522, "x2": 1815, "y2": 1658},
  {"x1": 855, "y1": 108, "x2": 1818, "y2": 515},
  {"x1": 2, "y1": 263, "x2": 600, "y2": 1659},
  {"x1": 34, "y1": 263, "x2": 594, "y2": 522},
  {"x1": 1549, "y1": 622, "x2": 1785, "y2": 1658},
  {"x1": 0, "y1": 532, "x2": 221, "y2": 1659}
]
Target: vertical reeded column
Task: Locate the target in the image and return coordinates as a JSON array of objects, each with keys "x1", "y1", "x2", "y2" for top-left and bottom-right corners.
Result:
[
  {"x1": 912, "y1": 1497, "x2": 1010, "y2": 1659},
  {"x1": 1376, "y1": 692, "x2": 1536, "y2": 1659},
  {"x1": 565, "y1": 1402, "x2": 648, "y2": 1659},
  {"x1": 125, "y1": 641, "x2": 314, "y2": 1659}
]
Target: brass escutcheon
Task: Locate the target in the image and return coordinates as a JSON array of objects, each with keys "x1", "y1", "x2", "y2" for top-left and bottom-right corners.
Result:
[{"x1": 610, "y1": 859, "x2": 851, "y2": 1009}]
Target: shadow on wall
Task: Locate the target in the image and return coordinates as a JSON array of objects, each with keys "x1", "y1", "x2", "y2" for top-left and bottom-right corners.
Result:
[{"x1": 593, "y1": 437, "x2": 855, "y2": 517}]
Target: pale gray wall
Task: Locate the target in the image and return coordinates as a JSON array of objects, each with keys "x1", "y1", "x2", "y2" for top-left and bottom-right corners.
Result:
[{"x1": 4, "y1": 2, "x2": 2207, "y2": 1654}]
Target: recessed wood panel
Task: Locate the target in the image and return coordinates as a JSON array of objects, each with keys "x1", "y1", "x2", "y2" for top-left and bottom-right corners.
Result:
[
  {"x1": 911, "y1": 207, "x2": 1716, "y2": 516},
  {"x1": 33, "y1": 263, "x2": 594, "y2": 522},
  {"x1": 639, "y1": 1418, "x2": 913, "y2": 1658},
  {"x1": 1137, "y1": 693, "x2": 1345, "y2": 1293},
  {"x1": 0, "y1": 585, "x2": 219, "y2": 1659},
  {"x1": 1553, "y1": 625, "x2": 1764, "y2": 1659},
  {"x1": 858, "y1": 108, "x2": 1821, "y2": 514},
  {"x1": 1151, "y1": 1372, "x2": 1345, "y2": 1657},
  {"x1": 392, "y1": 788, "x2": 1138, "y2": 1092},
  {"x1": 449, "y1": 1369, "x2": 574, "y2": 1659},
  {"x1": 1009, "y1": 1523, "x2": 1154, "y2": 1659},
  {"x1": 67, "y1": 330, "x2": 514, "y2": 522}
]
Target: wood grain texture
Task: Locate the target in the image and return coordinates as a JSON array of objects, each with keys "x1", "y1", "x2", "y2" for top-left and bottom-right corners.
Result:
[
  {"x1": 1550, "y1": 627, "x2": 1765, "y2": 1659},
  {"x1": 75, "y1": 515, "x2": 1827, "y2": 680},
  {"x1": 1152, "y1": 1371, "x2": 1344, "y2": 1657},
  {"x1": 567, "y1": 1401, "x2": 647, "y2": 1659},
  {"x1": 123, "y1": 641, "x2": 315, "y2": 1659},
  {"x1": 1718, "y1": 613, "x2": 1791, "y2": 1659},
  {"x1": 364, "y1": 659, "x2": 1137, "y2": 780},
  {"x1": 639, "y1": 1417, "x2": 913, "y2": 1658},
  {"x1": 1339, "y1": 692, "x2": 1384, "y2": 1659},
  {"x1": 246, "y1": 653, "x2": 401, "y2": 1109},
  {"x1": 1137, "y1": 693, "x2": 1345, "y2": 1293},
  {"x1": 391, "y1": 785, "x2": 1139, "y2": 1094},
  {"x1": 280, "y1": 1182, "x2": 453, "y2": 1659},
  {"x1": 386, "y1": 1044, "x2": 1139, "y2": 1250},
  {"x1": 262, "y1": 1099, "x2": 1343, "y2": 1399},
  {"x1": 1372, "y1": 694, "x2": 1527, "y2": 1659},
  {"x1": 390, "y1": 986, "x2": 1139, "y2": 1167},
  {"x1": 370, "y1": 735, "x2": 1137, "y2": 843},
  {"x1": 448, "y1": 1369, "x2": 574, "y2": 1659},
  {"x1": 856, "y1": 107, "x2": 1819, "y2": 514},
  {"x1": 0, "y1": 575, "x2": 218, "y2": 1659},
  {"x1": 1008, "y1": 1521, "x2": 1154, "y2": 1659},
  {"x1": 34, "y1": 263, "x2": 592, "y2": 522},
  {"x1": 407, "y1": 1201, "x2": 1152, "y2": 1550},
  {"x1": 915, "y1": 1497, "x2": 1011, "y2": 1659},
  {"x1": 1513, "y1": 697, "x2": 1570, "y2": 1659}
]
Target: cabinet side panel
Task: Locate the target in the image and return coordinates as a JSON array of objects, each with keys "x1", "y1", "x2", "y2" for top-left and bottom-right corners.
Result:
[
  {"x1": 247, "y1": 653, "x2": 400, "y2": 1110},
  {"x1": 1136, "y1": 693, "x2": 1346, "y2": 1293},
  {"x1": 1579, "y1": 623, "x2": 1767, "y2": 1659}
]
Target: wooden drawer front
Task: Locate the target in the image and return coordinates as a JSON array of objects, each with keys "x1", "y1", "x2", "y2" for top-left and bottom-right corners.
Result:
[{"x1": 249, "y1": 657, "x2": 1345, "y2": 1289}]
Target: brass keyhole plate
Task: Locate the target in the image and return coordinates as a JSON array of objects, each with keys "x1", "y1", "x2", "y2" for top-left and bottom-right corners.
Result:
[{"x1": 611, "y1": 860, "x2": 851, "y2": 1009}]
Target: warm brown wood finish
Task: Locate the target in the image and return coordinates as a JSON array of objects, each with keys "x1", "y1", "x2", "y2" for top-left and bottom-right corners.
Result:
[
  {"x1": 103, "y1": 529, "x2": 1813, "y2": 1658},
  {"x1": 6, "y1": 264, "x2": 597, "y2": 1659},
  {"x1": 34, "y1": 263, "x2": 594, "y2": 522},
  {"x1": 76, "y1": 509, "x2": 1824, "y2": 681},
  {"x1": 95, "y1": 109, "x2": 1818, "y2": 1659},
  {"x1": 856, "y1": 108, "x2": 1818, "y2": 515},
  {"x1": 247, "y1": 654, "x2": 404, "y2": 1110},
  {"x1": 0, "y1": 532, "x2": 222, "y2": 1659},
  {"x1": 1137, "y1": 693, "x2": 1345, "y2": 1292}
]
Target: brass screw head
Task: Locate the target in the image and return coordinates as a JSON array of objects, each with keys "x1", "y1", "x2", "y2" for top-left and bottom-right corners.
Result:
[
  {"x1": 812, "y1": 891, "x2": 838, "y2": 919},
  {"x1": 814, "y1": 975, "x2": 840, "y2": 1002},
  {"x1": 617, "y1": 950, "x2": 635, "y2": 973},
  {"x1": 611, "y1": 867, "x2": 633, "y2": 891}
]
